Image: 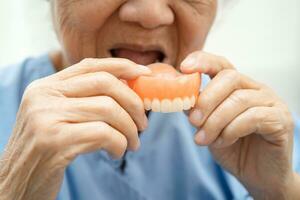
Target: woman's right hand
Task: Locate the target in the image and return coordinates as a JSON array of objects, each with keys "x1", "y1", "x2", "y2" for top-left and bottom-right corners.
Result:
[{"x1": 0, "y1": 58, "x2": 150, "y2": 200}]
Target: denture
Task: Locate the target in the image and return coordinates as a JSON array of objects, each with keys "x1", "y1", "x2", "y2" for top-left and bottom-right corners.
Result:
[{"x1": 128, "y1": 63, "x2": 201, "y2": 113}]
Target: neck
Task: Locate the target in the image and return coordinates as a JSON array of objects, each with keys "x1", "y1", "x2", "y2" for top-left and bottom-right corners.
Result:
[{"x1": 49, "y1": 50, "x2": 68, "y2": 72}]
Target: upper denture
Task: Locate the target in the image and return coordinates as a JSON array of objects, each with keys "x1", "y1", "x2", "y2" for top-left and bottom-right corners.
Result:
[{"x1": 128, "y1": 63, "x2": 201, "y2": 113}]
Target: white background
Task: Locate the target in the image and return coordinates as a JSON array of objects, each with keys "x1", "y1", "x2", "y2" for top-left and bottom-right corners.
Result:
[{"x1": 0, "y1": 0, "x2": 299, "y2": 114}]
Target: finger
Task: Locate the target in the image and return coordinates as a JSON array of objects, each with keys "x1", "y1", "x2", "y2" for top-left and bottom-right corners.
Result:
[
  {"x1": 211, "y1": 107, "x2": 290, "y2": 148},
  {"x1": 194, "y1": 89, "x2": 274, "y2": 145},
  {"x1": 62, "y1": 96, "x2": 139, "y2": 151},
  {"x1": 189, "y1": 69, "x2": 260, "y2": 127},
  {"x1": 61, "y1": 121, "x2": 128, "y2": 159},
  {"x1": 55, "y1": 58, "x2": 151, "y2": 80},
  {"x1": 58, "y1": 72, "x2": 148, "y2": 131},
  {"x1": 180, "y1": 51, "x2": 235, "y2": 77}
]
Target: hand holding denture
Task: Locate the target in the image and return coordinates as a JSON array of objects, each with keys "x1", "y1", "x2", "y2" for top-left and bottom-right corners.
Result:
[{"x1": 180, "y1": 51, "x2": 295, "y2": 197}]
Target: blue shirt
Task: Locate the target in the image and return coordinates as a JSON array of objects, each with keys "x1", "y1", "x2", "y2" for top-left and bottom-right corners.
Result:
[{"x1": 0, "y1": 54, "x2": 299, "y2": 200}]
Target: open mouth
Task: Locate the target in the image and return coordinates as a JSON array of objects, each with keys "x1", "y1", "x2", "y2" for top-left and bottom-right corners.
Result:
[{"x1": 110, "y1": 45, "x2": 166, "y2": 65}]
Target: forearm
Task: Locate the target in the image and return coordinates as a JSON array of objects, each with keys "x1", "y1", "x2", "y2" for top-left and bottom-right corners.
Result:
[
  {"x1": 0, "y1": 142, "x2": 37, "y2": 200},
  {"x1": 0, "y1": 152, "x2": 27, "y2": 199},
  {"x1": 0, "y1": 137, "x2": 62, "y2": 200},
  {"x1": 0, "y1": 153, "x2": 63, "y2": 200}
]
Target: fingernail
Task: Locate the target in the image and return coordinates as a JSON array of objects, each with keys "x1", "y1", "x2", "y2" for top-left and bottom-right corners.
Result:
[
  {"x1": 195, "y1": 129, "x2": 206, "y2": 144},
  {"x1": 137, "y1": 65, "x2": 152, "y2": 74},
  {"x1": 181, "y1": 56, "x2": 197, "y2": 70},
  {"x1": 133, "y1": 140, "x2": 141, "y2": 151},
  {"x1": 189, "y1": 109, "x2": 203, "y2": 126},
  {"x1": 141, "y1": 115, "x2": 148, "y2": 131}
]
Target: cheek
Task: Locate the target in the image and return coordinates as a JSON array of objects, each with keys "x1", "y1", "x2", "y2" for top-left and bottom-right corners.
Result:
[
  {"x1": 53, "y1": 0, "x2": 124, "y2": 64},
  {"x1": 67, "y1": 1, "x2": 124, "y2": 31},
  {"x1": 171, "y1": 2, "x2": 216, "y2": 64}
]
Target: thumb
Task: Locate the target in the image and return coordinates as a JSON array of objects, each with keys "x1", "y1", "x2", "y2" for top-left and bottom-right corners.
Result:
[{"x1": 180, "y1": 51, "x2": 235, "y2": 78}]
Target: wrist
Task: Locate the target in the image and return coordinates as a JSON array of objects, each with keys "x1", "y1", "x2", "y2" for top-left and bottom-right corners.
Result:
[
  {"x1": 247, "y1": 172, "x2": 300, "y2": 200},
  {"x1": 288, "y1": 172, "x2": 300, "y2": 199}
]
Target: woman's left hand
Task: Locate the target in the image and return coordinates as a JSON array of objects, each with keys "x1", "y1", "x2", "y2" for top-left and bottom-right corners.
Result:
[{"x1": 180, "y1": 51, "x2": 298, "y2": 199}]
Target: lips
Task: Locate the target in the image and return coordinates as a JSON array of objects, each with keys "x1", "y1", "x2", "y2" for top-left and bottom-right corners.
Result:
[{"x1": 110, "y1": 48, "x2": 165, "y2": 65}]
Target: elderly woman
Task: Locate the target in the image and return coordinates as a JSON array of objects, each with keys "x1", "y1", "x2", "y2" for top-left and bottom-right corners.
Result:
[{"x1": 0, "y1": 0, "x2": 300, "y2": 199}]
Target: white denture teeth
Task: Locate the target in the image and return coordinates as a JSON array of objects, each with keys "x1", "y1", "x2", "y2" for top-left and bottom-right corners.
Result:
[
  {"x1": 190, "y1": 96, "x2": 196, "y2": 107},
  {"x1": 161, "y1": 99, "x2": 172, "y2": 113},
  {"x1": 151, "y1": 99, "x2": 161, "y2": 112},
  {"x1": 143, "y1": 96, "x2": 196, "y2": 113},
  {"x1": 172, "y1": 98, "x2": 183, "y2": 112},
  {"x1": 182, "y1": 97, "x2": 191, "y2": 110}
]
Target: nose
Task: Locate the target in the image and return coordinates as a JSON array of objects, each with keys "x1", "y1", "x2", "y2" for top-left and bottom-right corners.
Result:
[{"x1": 119, "y1": 0, "x2": 174, "y2": 29}]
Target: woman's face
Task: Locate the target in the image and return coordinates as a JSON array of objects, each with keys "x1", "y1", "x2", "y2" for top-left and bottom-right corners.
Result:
[{"x1": 51, "y1": 0, "x2": 217, "y2": 67}]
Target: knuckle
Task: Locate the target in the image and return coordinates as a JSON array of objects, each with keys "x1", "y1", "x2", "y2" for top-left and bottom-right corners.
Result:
[
  {"x1": 272, "y1": 123, "x2": 285, "y2": 133},
  {"x1": 271, "y1": 109, "x2": 286, "y2": 133},
  {"x1": 98, "y1": 71, "x2": 115, "y2": 80},
  {"x1": 95, "y1": 71, "x2": 115, "y2": 84},
  {"x1": 93, "y1": 122, "x2": 114, "y2": 146},
  {"x1": 219, "y1": 125, "x2": 240, "y2": 147},
  {"x1": 253, "y1": 108, "x2": 286, "y2": 134},
  {"x1": 97, "y1": 123, "x2": 111, "y2": 142},
  {"x1": 23, "y1": 81, "x2": 42, "y2": 101},
  {"x1": 21, "y1": 95, "x2": 38, "y2": 112},
  {"x1": 26, "y1": 79, "x2": 43, "y2": 91},
  {"x1": 250, "y1": 107, "x2": 264, "y2": 122},
  {"x1": 211, "y1": 113, "x2": 223, "y2": 128},
  {"x1": 129, "y1": 96, "x2": 144, "y2": 113},
  {"x1": 228, "y1": 90, "x2": 249, "y2": 106},
  {"x1": 220, "y1": 130, "x2": 230, "y2": 141},
  {"x1": 21, "y1": 94, "x2": 35, "y2": 109},
  {"x1": 80, "y1": 58, "x2": 96, "y2": 66},
  {"x1": 218, "y1": 56, "x2": 234, "y2": 68},
  {"x1": 25, "y1": 105, "x2": 58, "y2": 135},
  {"x1": 100, "y1": 96, "x2": 118, "y2": 114},
  {"x1": 276, "y1": 134, "x2": 290, "y2": 144},
  {"x1": 221, "y1": 127, "x2": 235, "y2": 142},
  {"x1": 206, "y1": 113, "x2": 223, "y2": 134},
  {"x1": 222, "y1": 69, "x2": 240, "y2": 82},
  {"x1": 94, "y1": 72, "x2": 117, "y2": 90},
  {"x1": 22, "y1": 80, "x2": 55, "y2": 109},
  {"x1": 198, "y1": 93, "x2": 212, "y2": 111}
]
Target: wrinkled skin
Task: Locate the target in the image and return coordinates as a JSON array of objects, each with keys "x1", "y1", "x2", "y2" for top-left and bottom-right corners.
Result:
[
  {"x1": 51, "y1": 0, "x2": 215, "y2": 66},
  {"x1": 0, "y1": 0, "x2": 299, "y2": 200}
]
